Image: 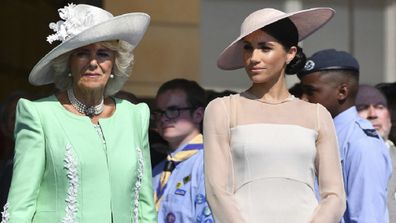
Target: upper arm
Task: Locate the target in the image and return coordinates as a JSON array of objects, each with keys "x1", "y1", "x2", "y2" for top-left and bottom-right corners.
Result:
[
  {"x1": 135, "y1": 103, "x2": 157, "y2": 222},
  {"x1": 7, "y1": 99, "x2": 46, "y2": 222},
  {"x1": 343, "y1": 133, "x2": 390, "y2": 221}
]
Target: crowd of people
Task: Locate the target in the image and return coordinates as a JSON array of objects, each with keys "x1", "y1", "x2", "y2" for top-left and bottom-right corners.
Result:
[{"x1": 0, "y1": 3, "x2": 395, "y2": 223}]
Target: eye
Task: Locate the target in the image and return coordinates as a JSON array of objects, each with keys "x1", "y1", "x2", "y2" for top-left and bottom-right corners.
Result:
[
  {"x1": 375, "y1": 104, "x2": 386, "y2": 110},
  {"x1": 97, "y1": 50, "x2": 113, "y2": 58},
  {"x1": 243, "y1": 43, "x2": 253, "y2": 51},
  {"x1": 73, "y1": 50, "x2": 90, "y2": 57},
  {"x1": 260, "y1": 45, "x2": 272, "y2": 52},
  {"x1": 356, "y1": 105, "x2": 368, "y2": 112}
]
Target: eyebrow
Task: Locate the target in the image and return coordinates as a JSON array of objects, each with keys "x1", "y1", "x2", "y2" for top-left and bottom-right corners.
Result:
[{"x1": 242, "y1": 40, "x2": 274, "y2": 46}]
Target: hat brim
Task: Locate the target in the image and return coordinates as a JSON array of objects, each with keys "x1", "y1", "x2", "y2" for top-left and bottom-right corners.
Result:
[
  {"x1": 29, "y1": 12, "x2": 150, "y2": 86},
  {"x1": 217, "y1": 7, "x2": 335, "y2": 70}
]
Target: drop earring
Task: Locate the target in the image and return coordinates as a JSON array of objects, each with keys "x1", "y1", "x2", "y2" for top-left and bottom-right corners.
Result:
[
  {"x1": 68, "y1": 73, "x2": 72, "y2": 77},
  {"x1": 110, "y1": 74, "x2": 114, "y2": 79}
]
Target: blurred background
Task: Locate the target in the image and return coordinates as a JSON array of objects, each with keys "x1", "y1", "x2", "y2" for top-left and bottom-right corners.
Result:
[{"x1": 0, "y1": 0, "x2": 395, "y2": 101}]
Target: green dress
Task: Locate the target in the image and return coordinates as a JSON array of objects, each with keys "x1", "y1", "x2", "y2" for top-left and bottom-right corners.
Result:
[{"x1": 2, "y1": 95, "x2": 156, "y2": 223}]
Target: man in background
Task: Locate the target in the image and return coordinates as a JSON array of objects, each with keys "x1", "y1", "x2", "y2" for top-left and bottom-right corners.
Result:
[
  {"x1": 355, "y1": 84, "x2": 395, "y2": 222},
  {"x1": 298, "y1": 49, "x2": 392, "y2": 223}
]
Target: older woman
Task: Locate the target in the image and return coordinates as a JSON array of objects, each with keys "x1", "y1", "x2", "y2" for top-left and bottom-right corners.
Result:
[
  {"x1": 1, "y1": 4, "x2": 156, "y2": 223},
  {"x1": 204, "y1": 8, "x2": 346, "y2": 223}
]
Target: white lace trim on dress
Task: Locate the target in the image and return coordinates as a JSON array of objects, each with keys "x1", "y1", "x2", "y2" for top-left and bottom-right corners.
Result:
[
  {"x1": 133, "y1": 147, "x2": 144, "y2": 223},
  {"x1": 62, "y1": 143, "x2": 79, "y2": 223},
  {"x1": 0, "y1": 203, "x2": 9, "y2": 223}
]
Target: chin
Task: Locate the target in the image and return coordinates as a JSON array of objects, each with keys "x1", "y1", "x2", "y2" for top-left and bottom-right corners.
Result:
[{"x1": 250, "y1": 76, "x2": 268, "y2": 84}]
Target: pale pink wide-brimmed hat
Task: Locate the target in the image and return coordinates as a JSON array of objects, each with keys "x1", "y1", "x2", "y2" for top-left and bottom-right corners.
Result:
[
  {"x1": 217, "y1": 7, "x2": 335, "y2": 70},
  {"x1": 29, "y1": 3, "x2": 150, "y2": 85}
]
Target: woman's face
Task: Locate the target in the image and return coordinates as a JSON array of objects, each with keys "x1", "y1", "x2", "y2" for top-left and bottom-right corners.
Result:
[
  {"x1": 242, "y1": 30, "x2": 296, "y2": 84},
  {"x1": 69, "y1": 42, "x2": 115, "y2": 92}
]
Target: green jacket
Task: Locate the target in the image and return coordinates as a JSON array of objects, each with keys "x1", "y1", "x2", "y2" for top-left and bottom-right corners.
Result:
[{"x1": 2, "y1": 95, "x2": 156, "y2": 223}]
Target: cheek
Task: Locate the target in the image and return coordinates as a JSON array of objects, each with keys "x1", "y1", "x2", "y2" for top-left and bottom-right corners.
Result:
[
  {"x1": 102, "y1": 61, "x2": 114, "y2": 74},
  {"x1": 243, "y1": 52, "x2": 251, "y2": 65},
  {"x1": 358, "y1": 110, "x2": 369, "y2": 119},
  {"x1": 379, "y1": 111, "x2": 391, "y2": 123}
]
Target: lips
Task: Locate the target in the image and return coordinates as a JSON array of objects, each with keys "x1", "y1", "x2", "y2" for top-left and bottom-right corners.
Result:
[
  {"x1": 249, "y1": 67, "x2": 265, "y2": 73},
  {"x1": 83, "y1": 73, "x2": 101, "y2": 77},
  {"x1": 162, "y1": 125, "x2": 173, "y2": 130},
  {"x1": 372, "y1": 124, "x2": 381, "y2": 130}
]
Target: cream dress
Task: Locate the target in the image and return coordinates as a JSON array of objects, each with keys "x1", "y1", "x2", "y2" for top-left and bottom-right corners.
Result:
[{"x1": 203, "y1": 93, "x2": 345, "y2": 223}]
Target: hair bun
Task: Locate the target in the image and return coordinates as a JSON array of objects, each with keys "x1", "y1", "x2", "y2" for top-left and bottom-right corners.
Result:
[{"x1": 285, "y1": 46, "x2": 306, "y2": 75}]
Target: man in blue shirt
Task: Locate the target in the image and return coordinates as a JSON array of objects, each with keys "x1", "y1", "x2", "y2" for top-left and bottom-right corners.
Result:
[
  {"x1": 152, "y1": 79, "x2": 213, "y2": 223},
  {"x1": 298, "y1": 49, "x2": 392, "y2": 223}
]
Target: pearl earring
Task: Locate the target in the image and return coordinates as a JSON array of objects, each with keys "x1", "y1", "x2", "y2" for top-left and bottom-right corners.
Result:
[
  {"x1": 68, "y1": 73, "x2": 72, "y2": 77},
  {"x1": 110, "y1": 74, "x2": 114, "y2": 79}
]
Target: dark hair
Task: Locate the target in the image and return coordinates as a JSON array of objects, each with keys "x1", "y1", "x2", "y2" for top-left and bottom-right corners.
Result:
[
  {"x1": 376, "y1": 82, "x2": 396, "y2": 103},
  {"x1": 288, "y1": 83, "x2": 303, "y2": 98},
  {"x1": 261, "y1": 18, "x2": 298, "y2": 49},
  {"x1": 114, "y1": 90, "x2": 139, "y2": 104},
  {"x1": 156, "y1": 78, "x2": 206, "y2": 109},
  {"x1": 261, "y1": 18, "x2": 307, "y2": 74},
  {"x1": 206, "y1": 89, "x2": 237, "y2": 103}
]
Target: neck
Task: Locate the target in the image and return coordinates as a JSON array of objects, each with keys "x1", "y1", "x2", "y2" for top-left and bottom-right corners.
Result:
[
  {"x1": 333, "y1": 98, "x2": 355, "y2": 118},
  {"x1": 67, "y1": 87, "x2": 105, "y2": 117},
  {"x1": 248, "y1": 75, "x2": 290, "y2": 101},
  {"x1": 73, "y1": 87, "x2": 104, "y2": 106}
]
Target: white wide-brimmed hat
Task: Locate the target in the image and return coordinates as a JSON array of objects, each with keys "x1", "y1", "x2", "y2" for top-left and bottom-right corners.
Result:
[
  {"x1": 217, "y1": 7, "x2": 335, "y2": 70},
  {"x1": 29, "y1": 3, "x2": 151, "y2": 85}
]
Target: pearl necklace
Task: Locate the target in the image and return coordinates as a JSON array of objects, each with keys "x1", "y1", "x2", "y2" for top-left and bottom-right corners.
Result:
[{"x1": 67, "y1": 88, "x2": 104, "y2": 117}]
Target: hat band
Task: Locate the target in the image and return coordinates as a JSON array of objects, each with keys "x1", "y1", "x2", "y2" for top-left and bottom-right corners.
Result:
[{"x1": 301, "y1": 65, "x2": 359, "y2": 75}]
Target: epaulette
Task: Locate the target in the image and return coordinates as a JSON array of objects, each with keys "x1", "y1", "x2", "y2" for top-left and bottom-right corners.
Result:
[
  {"x1": 362, "y1": 129, "x2": 380, "y2": 139},
  {"x1": 356, "y1": 119, "x2": 380, "y2": 139}
]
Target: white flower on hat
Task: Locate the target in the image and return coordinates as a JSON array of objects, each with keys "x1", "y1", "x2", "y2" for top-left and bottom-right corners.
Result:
[{"x1": 47, "y1": 3, "x2": 94, "y2": 44}]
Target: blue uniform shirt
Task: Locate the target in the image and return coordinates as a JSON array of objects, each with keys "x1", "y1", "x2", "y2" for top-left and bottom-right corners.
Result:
[
  {"x1": 152, "y1": 137, "x2": 213, "y2": 223},
  {"x1": 334, "y1": 107, "x2": 392, "y2": 223}
]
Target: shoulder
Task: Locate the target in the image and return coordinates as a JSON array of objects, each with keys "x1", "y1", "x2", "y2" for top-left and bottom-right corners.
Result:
[
  {"x1": 206, "y1": 93, "x2": 243, "y2": 111},
  {"x1": 207, "y1": 94, "x2": 235, "y2": 106},
  {"x1": 347, "y1": 118, "x2": 385, "y2": 153},
  {"x1": 114, "y1": 97, "x2": 149, "y2": 110},
  {"x1": 16, "y1": 95, "x2": 58, "y2": 115},
  {"x1": 293, "y1": 99, "x2": 328, "y2": 113},
  {"x1": 290, "y1": 99, "x2": 332, "y2": 121},
  {"x1": 114, "y1": 98, "x2": 149, "y2": 116},
  {"x1": 354, "y1": 117, "x2": 381, "y2": 140},
  {"x1": 205, "y1": 94, "x2": 232, "y2": 116}
]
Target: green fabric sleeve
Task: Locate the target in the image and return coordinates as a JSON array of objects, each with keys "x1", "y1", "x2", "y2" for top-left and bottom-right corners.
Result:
[
  {"x1": 137, "y1": 103, "x2": 157, "y2": 222},
  {"x1": 7, "y1": 99, "x2": 45, "y2": 222}
]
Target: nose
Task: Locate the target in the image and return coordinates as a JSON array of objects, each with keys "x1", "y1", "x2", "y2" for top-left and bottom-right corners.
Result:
[
  {"x1": 250, "y1": 49, "x2": 261, "y2": 63},
  {"x1": 88, "y1": 55, "x2": 99, "y2": 69},
  {"x1": 367, "y1": 105, "x2": 378, "y2": 119}
]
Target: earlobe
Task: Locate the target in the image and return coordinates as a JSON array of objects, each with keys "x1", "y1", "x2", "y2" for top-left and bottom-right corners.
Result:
[
  {"x1": 337, "y1": 84, "x2": 348, "y2": 100},
  {"x1": 287, "y1": 46, "x2": 298, "y2": 64}
]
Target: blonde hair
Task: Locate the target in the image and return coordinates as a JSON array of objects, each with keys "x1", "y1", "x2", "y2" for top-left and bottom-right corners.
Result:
[{"x1": 51, "y1": 40, "x2": 134, "y2": 96}]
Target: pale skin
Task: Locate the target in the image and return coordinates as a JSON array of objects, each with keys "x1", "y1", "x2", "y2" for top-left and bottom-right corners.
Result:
[
  {"x1": 242, "y1": 30, "x2": 296, "y2": 101},
  {"x1": 155, "y1": 89, "x2": 204, "y2": 151},
  {"x1": 56, "y1": 42, "x2": 116, "y2": 124},
  {"x1": 357, "y1": 104, "x2": 392, "y2": 140}
]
